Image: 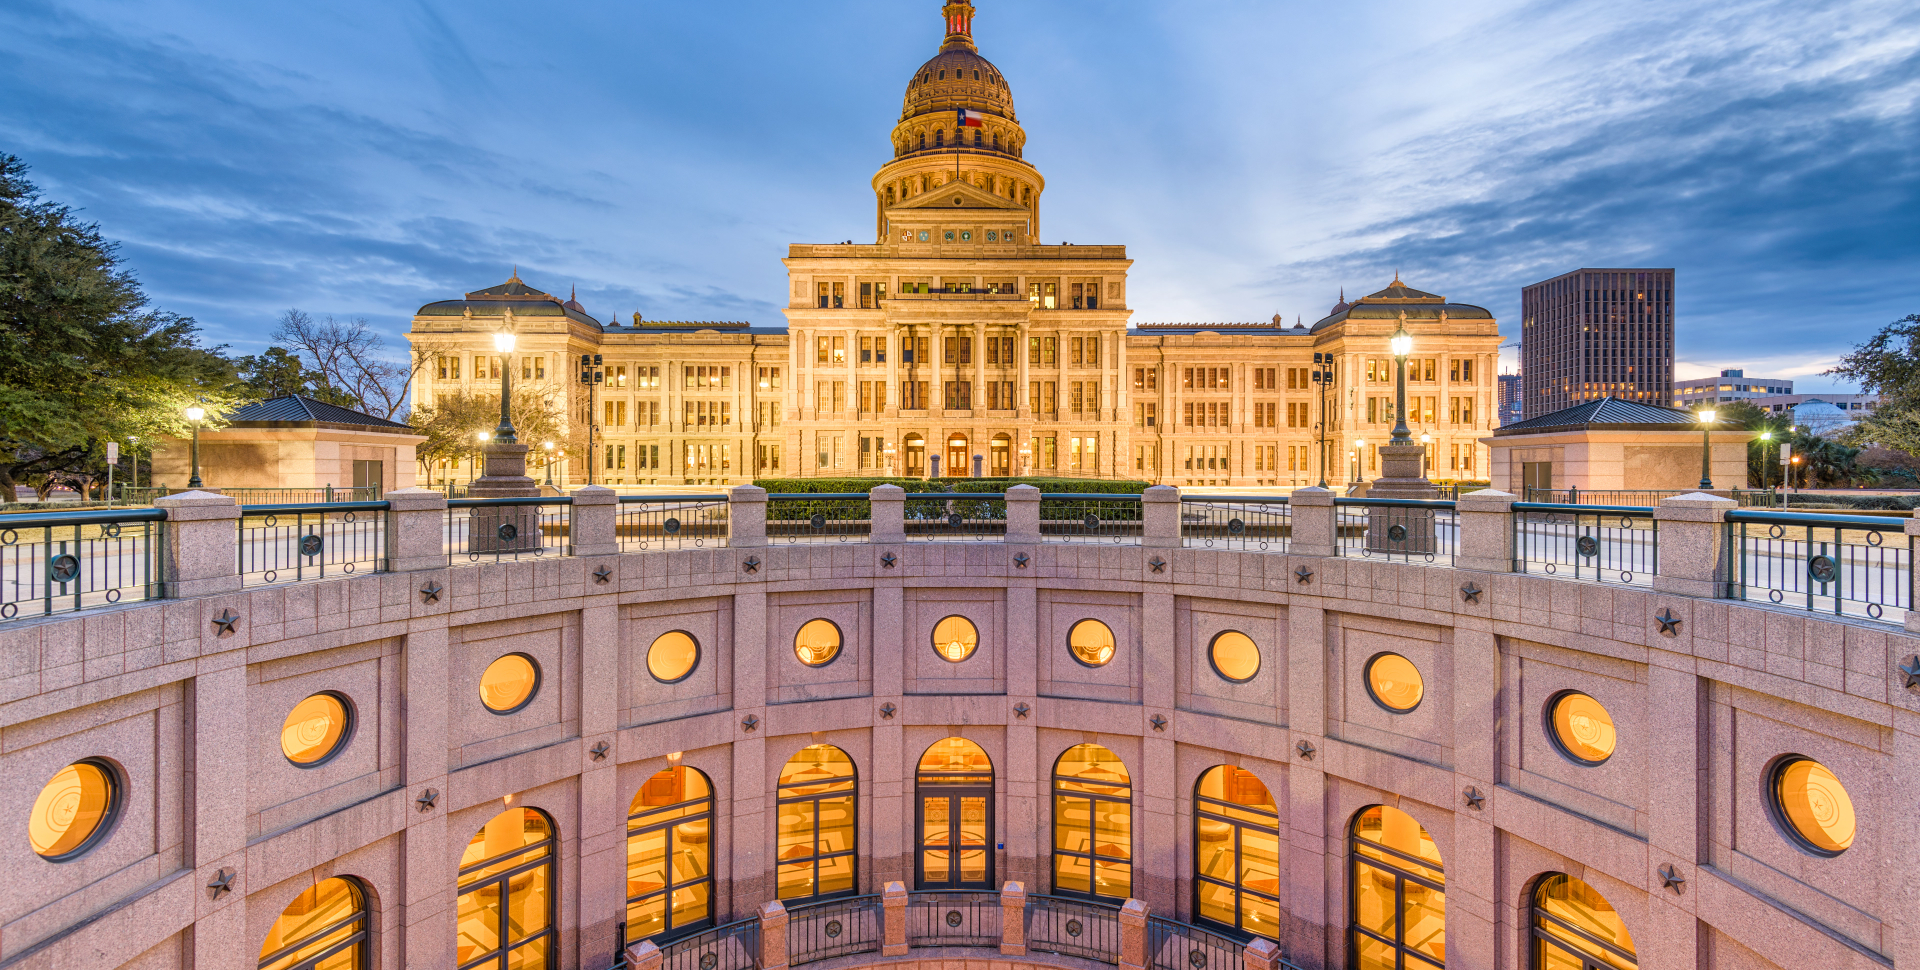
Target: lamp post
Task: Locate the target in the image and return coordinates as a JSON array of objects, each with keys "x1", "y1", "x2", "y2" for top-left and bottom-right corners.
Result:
[
  {"x1": 1312, "y1": 352, "x2": 1335, "y2": 487},
  {"x1": 1420, "y1": 432, "x2": 1432, "y2": 475},
  {"x1": 472, "y1": 431, "x2": 489, "y2": 485},
  {"x1": 1352, "y1": 438, "x2": 1366, "y2": 483},
  {"x1": 579, "y1": 354, "x2": 604, "y2": 485},
  {"x1": 1389, "y1": 324, "x2": 1413, "y2": 444},
  {"x1": 492, "y1": 332, "x2": 518, "y2": 445},
  {"x1": 1697, "y1": 407, "x2": 1717, "y2": 489},
  {"x1": 542, "y1": 441, "x2": 556, "y2": 487},
  {"x1": 1019, "y1": 441, "x2": 1031, "y2": 476},
  {"x1": 1758, "y1": 430, "x2": 1772, "y2": 499},
  {"x1": 184, "y1": 405, "x2": 206, "y2": 489}
]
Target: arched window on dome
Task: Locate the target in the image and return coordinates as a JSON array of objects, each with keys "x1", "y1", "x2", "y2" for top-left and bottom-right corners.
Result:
[
  {"x1": 918, "y1": 133, "x2": 926, "y2": 151},
  {"x1": 935, "y1": 130, "x2": 944, "y2": 148},
  {"x1": 992, "y1": 132, "x2": 1000, "y2": 151},
  {"x1": 886, "y1": 187, "x2": 896, "y2": 205},
  {"x1": 972, "y1": 130, "x2": 982, "y2": 147}
]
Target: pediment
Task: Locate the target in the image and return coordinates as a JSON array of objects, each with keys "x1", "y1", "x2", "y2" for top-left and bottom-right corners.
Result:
[{"x1": 890, "y1": 178, "x2": 1027, "y2": 212}]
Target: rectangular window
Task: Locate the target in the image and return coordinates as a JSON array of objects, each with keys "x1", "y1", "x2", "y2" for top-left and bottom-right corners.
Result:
[
  {"x1": 833, "y1": 381, "x2": 845, "y2": 413},
  {"x1": 1086, "y1": 334, "x2": 1099, "y2": 364},
  {"x1": 1070, "y1": 383, "x2": 1083, "y2": 417},
  {"x1": 817, "y1": 336, "x2": 830, "y2": 363},
  {"x1": 1071, "y1": 336, "x2": 1083, "y2": 366},
  {"x1": 1368, "y1": 397, "x2": 1378, "y2": 424},
  {"x1": 944, "y1": 380, "x2": 971, "y2": 410},
  {"x1": 999, "y1": 336, "x2": 1014, "y2": 365},
  {"x1": 861, "y1": 336, "x2": 873, "y2": 364},
  {"x1": 758, "y1": 366, "x2": 782, "y2": 389},
  {"x1": 860, "y1": 381, "x2": 873, "y2": 413},
  {"x1": 860, "y1": 282, "x2": 873, "y2": 309},
  {"x1": 1043, "y1": 381, "x2": 1056, "y2": 414},
  {"x1": 1462, "y1": 359, "x2": 1473, "y2": 383},
  {"x1": 832, "y1": 337, "x2": 846, "y2": 363},
  {"x1": 1043, "y1": 337, "x2": 1055, "y2": 365}
]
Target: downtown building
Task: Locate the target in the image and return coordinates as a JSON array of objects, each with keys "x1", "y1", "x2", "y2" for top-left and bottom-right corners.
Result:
[{"x1": 1519, "y1": 269, "x2": 1674, "y2": 420}]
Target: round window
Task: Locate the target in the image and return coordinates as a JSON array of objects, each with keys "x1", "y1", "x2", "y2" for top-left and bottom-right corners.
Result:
[
  {"x1": 795, "y1": 619, "x2": 843, "y2": 667},
  {"x1": 1208, "y1": 631, "x2": 1260, "y2": 683},
  {"x1": 479, "y1": 654, "x2": 540, "y2": 714},
  {"x1": 30, "y1": 760, "x2": 119, "y2": 861},
  {"x1": 1364, "y1": 653, "x2": 1424, "y2": 713},
  {"x1": 1546, "y1": 691, "x2": 1616, "y2": 765},
  {"x1": 281, "y1": 692, "x2": 353, "y2": 766},
  {"x1": 932, "y1": 615, "x2": 979, "y2": 663},
  {"x1": 1770, "y1": 756, "x2": 1855, "y2": 855},
  {"x1": 1067, "y1": 619, "x2": 1116, "y2": 667},
  {"x1": 648, "y1": 631, "x2": 701, "y2": 684}
]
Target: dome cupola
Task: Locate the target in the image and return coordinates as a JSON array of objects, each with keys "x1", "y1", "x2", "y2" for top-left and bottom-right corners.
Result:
[{"x1": 893, "y1": 1, "x2": 1024, "y2": 159}]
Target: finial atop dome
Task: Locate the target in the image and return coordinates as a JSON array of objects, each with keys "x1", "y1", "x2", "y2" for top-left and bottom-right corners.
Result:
[
  {"x1": 509, "y1": 265, "x2": 520, "y2": 284},
  {"x1": 941, "y1": 0, "x2": 977, "y2": 51}
]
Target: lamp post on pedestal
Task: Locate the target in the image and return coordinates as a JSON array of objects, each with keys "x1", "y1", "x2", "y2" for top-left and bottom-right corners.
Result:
[
  {"x1": 1312, "y1": 352, "x2": 1336, "y2": 487},
  {"x1": 1365, "y1": 317, "x2": 1439, "y2": 554},
  {"x1": 184, "y1": 405, "x2": 206, "y2": 489},
  {"x1": 1697, "y1": 407, "x2": 1717, "y2": 489}
]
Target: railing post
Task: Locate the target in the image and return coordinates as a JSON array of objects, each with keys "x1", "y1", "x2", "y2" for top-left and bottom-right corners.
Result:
[
  {"x1": 1119, "y1": 899, "x2": 1149, "y2": 970},
  {"x1": 1455, "y1": 488, "x2": 1517, "y2": 572},
  {"x1": 1652, "y1": 492, "x2": 1736, "y2": 599},
  {"x1": 1141, "y1": 485, "x2": 1180, "y2": 547},
  {"x1": 1243, "y1": 937, "x2": 1285, "y2": 970},
  {"x1": 383, "y1": 487, "x2": 449, "y2": 572},
  {"x1": 1906, "y1": 515, "x2": 1920, "y2": 635},
  {"x1": 871, "y1": 484, "x2": 906, "y2": 541},
  {"x1": 1287, "y1": 486, "x2": 1336, "y2": 558},
  {"x1": 882, "y1": 880, "x2": 909, "y2": 956},
  {"x1": 154, "y1": 490, "x2": 241, "y2": 598},
  {"x1": 1005, "y1": 484, "x2": 1041, "y2": 543},
  {"x1": 568, "y1": 485, "x2": 619, "y2": 557},
  {"x1": 999, "y1": 881, "x2": 1027, "y2": 955},
  {"x1": 624, "y1": 939, "x2": 661, "y2": 970},
  {"x1": 759, "y1": 900, "x2": 790, "y2": 970},
  {"x1": 729, "y1": 484, "x2": 768, "y2": 548}
]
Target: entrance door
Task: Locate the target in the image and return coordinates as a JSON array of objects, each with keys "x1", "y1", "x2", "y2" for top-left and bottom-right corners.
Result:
[
  {"x1": 990, "y1": 435, "x2": 1012, "y2": 477},
  {"x1": 915, "y1": 738, "x2": 995, "y2": 890},
  {"x1": 905, "y1": 435, "x2": 926, "y2": 477},
  {"x1": 946, "y1": 435, "x2": 970, "y2": 477}
]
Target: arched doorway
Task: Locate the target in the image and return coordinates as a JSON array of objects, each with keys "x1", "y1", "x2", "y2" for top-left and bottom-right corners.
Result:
[
  {"x1": 946, "y1": 434, "x2": 970, "y2": 477},
  {"x1": 258, "y1": 876, "x2": 368, "y2": 970},
  {"x1": 1349, "y1": 805, "x2": 1444, "y2": 970},
  {"x1": 904, "y1": 434, "x2": 926, "y2": 477},
  {"x1": 990, "y1": 434, "x2": 1012, "y2": 477},
  {"x1": 627, "y1": 767, "x2": 715, "y2": 943},
  {"x1": 457, "y1": 808, "x2": 556, "y2": 970},
  {"x1": 915, "y1": 737, "x2": 995, "y2": 889},
  {"x1": 1052, "y1": 743, "x2": 1132, "y2": 901},
  {"x1": 1194, "y1": 766, "x2": 1281, "y2": 941},
  {"x1": 776, "y1": 744, "x2": 858, "y2": 902},
  {"x1": 1532, "y1": 874, "x2": 1636, "y2": 970}
]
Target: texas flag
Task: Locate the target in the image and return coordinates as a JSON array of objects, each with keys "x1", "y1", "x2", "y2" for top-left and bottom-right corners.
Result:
[{"x1": 957, "y1": 108, "x2": 987, "y2": 128}]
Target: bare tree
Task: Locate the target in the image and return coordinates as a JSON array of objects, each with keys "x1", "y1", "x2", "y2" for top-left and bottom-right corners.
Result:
[{"x1": 273, "y1": 310, "x2": 414, "y2": 420}]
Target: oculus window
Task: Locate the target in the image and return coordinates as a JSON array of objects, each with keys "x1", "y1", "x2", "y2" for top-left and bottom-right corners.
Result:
[
  {"x1": 1547, "y1": 692, "x2": 1616, "y2": 766},
  {"x1": 932, "y1": 615, "x2": 980, "y2": 663},
  {"x1": 479, "y1": 654, "x2": 540, "y2": 714},
  {"x1": 29, "y1": 759, "x2": 118, "y2": 861},
  {"x1": 1209, "y1": 631, "x2": 1261, "y2": 683},
  {"x1": 281, "y1": 692, "x2": 353, "y2": 767},
  {"x1": 1068, "y1": 619, "x2": 1116, "y2": 667},
  {"x1": 1770, "y1": 756, "x2": 1855, "y2": 855},
  {"x1": 794, "y1": 619, "x2": 843, "y2": 667},
  {"x1": 1364, "y1": 653, "x2": 1424, "y2": 713},
  {"x1": 647, "y1": 632, "x2": 701, "y2": 684}
]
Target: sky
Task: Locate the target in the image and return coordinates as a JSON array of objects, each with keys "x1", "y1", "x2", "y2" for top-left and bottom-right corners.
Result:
[{"x1": 2, "y1": 0, "x2": 1916, "y2": 394}]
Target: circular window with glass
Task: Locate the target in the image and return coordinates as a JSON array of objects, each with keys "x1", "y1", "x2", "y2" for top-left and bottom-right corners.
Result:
[
  {"x1": 30, "y1": 759, "x2": 119, "y2": 861},
  {"x1": 1068, "y1": 619, "x2": 1116, "y2": 667},
  {"x1": 281, "y1": 692, "x2": 354, "y2": 767},
  {"x1": 1364, "y1": 653, "x2": 1424, "y2": 713},
  {"x1": 795, "y1": 619, "x2": 843, "y2": 667},
  {"x1": 932, "y1": 615, "x2": 979, "y2": 663},
  {"x1": 1546, "y1": 691, "x2": 1616, "y2": 766},
  {"x1": 479, "y1": 653, "x2": 540, "y2": 714},
  {"x1": 1769, "y1": 756, "x2": 1856, "y2": 856},
  {"x1": 648, "y1": 631, "x2": 701, "y2": 684},
  {"x1": 1208, "y1": 631, "x2": 1260, "y2": 683}
]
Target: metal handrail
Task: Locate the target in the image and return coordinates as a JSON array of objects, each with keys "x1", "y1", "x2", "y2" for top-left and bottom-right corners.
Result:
[
  {"x1": 1178, "y1": 495, "x2": 1290, "y2": 504},
  {"x1": 1511, "y1": 502, "x2": 1655, "y2": 516},
  {"x1": 0, "y1": 508, "x2": 168, "y2": 527},
  {"x1": 1334, "y1": 497, "x2": 1457, "y2": 509},
  {"x1": 1037, "y1": 493, "x2": 1146, "y2": 501},
  {"x1": 623, "y1": 494, "x2": 731, "y2": 503},
  {"x1": 1724, "y1": 509, "x2": 1907, "y2": 530},
  {"x1": 450, "y1": 496, "x2": 573, "y2": 508},
  {"x1": 240, "y1": 501, "x2": 391, "y2": 515}
]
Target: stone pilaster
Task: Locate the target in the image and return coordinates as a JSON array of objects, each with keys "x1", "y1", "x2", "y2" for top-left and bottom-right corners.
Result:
[
  {"x1": 730, "y1": 484, "x2": 768, "y2": 548},
  {"x1": 1119, "y1": 898, "x2": 1149, "y2": 970},
  {"x1": 870, "y1": 484, "x2": 906, "y2": 541},
  {"x1": 1005, "y1": 484, "x2": 1041, "y2": 543},
  {"x1": 999, "y1": 881, "x2": 1027, "y2": 954},
  {"x1": 1287, "y1": 487, "x2": 1336, "y2": 558},
  {"x1": 155, "y1": 490, "x2": 240, "y2": 599},
  {"x1": 758, "y1": 900, "x2": 789, "y2": 970},
  {"x1": 383, "y1": 487, "x2": 449, "y2": 572},
  {"x1": 1454, "y1": 489, "x2": 1516, "y2": 573},
  {"x1": 567, "y1": 485, "x2": 620, "y2": 557},
  {"x1": 1141, "y1": 484, "x2": 1180, "y2": 548},
  {"x1": 1651, "y1": 492, "x2": 1735, "y2": 599},
  {"x1": 882, "y1": 881, "x2": 908, "y2": 956}
]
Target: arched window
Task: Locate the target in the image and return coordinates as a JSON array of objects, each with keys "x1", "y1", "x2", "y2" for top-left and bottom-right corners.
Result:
[
  {"x1": 936, "y1": 130, "x2": 944, "y2": 148},
  {"x1": 973, "y1": 130, "x2": 982, "y2": 146},
  {"x1": 1194, "y1": 766, "x2": 1281, "y2": 941},
  {"x1": 457, "y1": 808, "x2": 556, "y2": 970},
  {"x1": 916, "y1": 738, "x2": 994, "y2": 889},
  {"x1": 992, "y1": 132, "x2": 1000, "y2": 151},
  {"x1": 918, "y1": 133, "x2": 926, "y2": 151},
  {"x1": 1533, "y1": 874, "x2": 1636, "y2": 970},
  {"x1": 627, "y1": 767, "x2": 715, "y2": 943},
  {"x1": 1052, "y1": 743, "x2": 1131, "y2": 900},
  {"x1": 1349, "y1": 806, "x2": 1444, "y2": 970},
  {"x1": 777, "y1": 744, "x2": 857, "y2": 902},
  {"x1": 258, "y1": 876, "x2": 367, "y2": 970}
]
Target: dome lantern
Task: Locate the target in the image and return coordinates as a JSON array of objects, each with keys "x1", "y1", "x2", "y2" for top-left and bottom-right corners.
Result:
[{"x1": 942, "y1": 0, "x2": 976, "y2": 51}]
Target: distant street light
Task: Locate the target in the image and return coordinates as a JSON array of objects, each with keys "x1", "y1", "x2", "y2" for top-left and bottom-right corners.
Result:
[
  {"x1": 1698, "y1": 408, "x2": 1717, "y2": 489},
  {"x1": 492, "y1": 332, "x2": 518, "y2": 444},
  {"x1": 542, "y1": 441, "x2": 557, "y2": 487},
  {"x1": 1389, "y1": 325, "x2": 1413, "y2": 444},
  {"x1": 184, "y1": 405, "x2": 206, "y2": 488}
]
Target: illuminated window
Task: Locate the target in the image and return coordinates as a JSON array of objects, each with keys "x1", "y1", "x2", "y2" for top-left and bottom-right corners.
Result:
[
  {"x1": 794, "y1": 619, "x2": 843, "y2": 667},
  {"x1": 1067, "y1": 619, "x2": 1116, "y2": 667},
  {"x1": 1532, "y1": 874, "x2": 1636, "y2": 970},
  {"x1": 258, "y1": 876, "x2": 367, "y2": 970},
  {"x1": 627, "y1": 767, "x2": 715, "y2": 942},
  {"x1": 647, "y1": 631, "x2": 700, "y2": 684},
  {"x1": 915, "y1": 738, "x2": 995, "y2": 889},
  {"x1": 457, "y1": 809, "x2": 556, "y2": 970},
  {"x1": 1350, "y1": 806, "x2": 1445, "y2": 970},
  {"x1": 776, "y1": 744, "x2": 858, "y2": 902},
  {"x1": 1052, "y1": 743, "x2": 1131, "y2": 900},
  {"x1": 1194, "y1": 766, "x2": 1281, "y2": 941},
  {"x1": 1547, "y1": 691, "x2": 1617, "y2": 766},
  {"x1": 1364, "y1": 653, "x2": 1424, "y2": 712},
  {"x1": 1770, "y1": 756, "x2": 1855, "y2": 855},
  {"x1": 29, "y1": 759, "x2": 119, "y2": 861},
  {"x1": 479, "y1": 654, "x2": 540, "y2": 714},
  {"x1": 280, "y1": 692, "x2": 353, "y2": 767},
  {"x1": 931, "y1": 615, "x2": 979, "y2": 663},
  {"x1": 1208, "y1": 631, "x2": 1261, "y2": 683}
]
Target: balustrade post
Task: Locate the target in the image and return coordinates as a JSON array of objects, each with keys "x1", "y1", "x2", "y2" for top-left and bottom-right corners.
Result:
[
  {"x1": 568, "y1": 485, "x2": 619, "y2": 557},
  {"x1": 759, "y1": 900, "x2": 790, "y2": 970},
  {"x1": 1141, "y1": 485, "x2": 1180, "y2": 548},
  {"x1": 730, "y1": 484, "x2": 768, "y2": 548},
  {"x1": 382, "y1": 487, "x2": 449, "y2": 572},
  {"x1": 1651, "y1": 493, "x2": 1735, "y2": 599},
  {"x1": 154, "y1": 490, "x2": 241, "y2": 598},
  {"x1": 1286, "y1": 486, "x2": 1336, "y2": 558},
  {"x1": 1906, "y1": 515, "x2": 1920, "y2": 635},
  {"x1": 871, "y1": 484, "x2": 906, "y2": 541},
  {"x1": 1454, "y1": 488, "x2": 1517, "y2": 572},
  {"x1": 1119, "y1": 899, "x2": 1149, "y2": 970},
  {"x1": 999, "y1": 881, "x2": 1027, "y2": 955},
  {"x1": 1243, "y1": 937, "x2": 1285, "y2": 970},
  {"x1": 624, "y1": 939, "x2": 661, "y2": 970},
  {"x1": 1005, "y1": 484, "x2": 1041, "y2": 543},
  {"x1": 882, "y1": 880, "x2": 909, "y2": 955}
]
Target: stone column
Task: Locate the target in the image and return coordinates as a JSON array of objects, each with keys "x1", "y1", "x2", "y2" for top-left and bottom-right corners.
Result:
[
  {"x1": 1141, "y1": 484, "x2": 1180, "y2": 548},
  {"x1": 870, "y1": 484, "x2": 906, "y2": 542},
  {"x1": 1119, "y1": 899, "x2": 1149, "y2": 970},
  {"x1": 882, "y1": 881, "x2": 909, "y2": 956},
  {"x1": 1454, "y1": 489, "x2": 1516, "y2": 573},
  {"x1": 1243, "y1": 938, "x2": 1288, "y2": 970},
  {"x1": 383, "y1": 487, "x2": 449, "y2": 572},
  {"x1": 758, "y1": 900, "x2": 790, "y2": 970},
  {"x1": 1287, "y1": 487, "x2": 1336, "y2": 558},
  {"x1": 154, "y1": 490, "x2": 240, "y2": 598},
  {"x1": 1005, "y1": 484, "x2": 1041, "y2": 543},
  {"x1": 624, "y1": 939, "x2": 662, "y2": 970},
  {"x1": 730, "y1": 484, "x2": 768, "y2": 548},
  {"x1": 567, "y1": 485, "x2": 620, "y2": 557},
  {"x1": 1651, "y1": 493, "x2": 1735, "y2": 598},
  {"x1": 999, "y1": 881, "x2": 1028, "y2": 955}
]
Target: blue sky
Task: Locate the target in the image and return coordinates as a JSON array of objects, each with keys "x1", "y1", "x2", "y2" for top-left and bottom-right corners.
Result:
[{"x1": 3, "y1": 0, "x2": 1916, "y2": 393}]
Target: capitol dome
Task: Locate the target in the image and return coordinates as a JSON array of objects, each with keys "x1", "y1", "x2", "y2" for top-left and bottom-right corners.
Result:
[{"x1": 890, "y1": 1, "x2": 1026, "y2": 159}]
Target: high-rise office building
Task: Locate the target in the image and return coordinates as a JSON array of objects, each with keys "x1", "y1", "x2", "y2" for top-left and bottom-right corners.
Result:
[
  {"x1": 1520, "y1": 268, "x2": 1674, "y2": 418},
  {"x1": 1497, "y1": 372, "x2": 1522, "y2": 426}
]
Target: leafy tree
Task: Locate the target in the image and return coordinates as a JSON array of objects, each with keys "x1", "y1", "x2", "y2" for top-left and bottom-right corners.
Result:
[
  {"x1": 234, "y1": 346, "x2": 357, "y2": 405},
  {"x1": 411, "y1": 386, "x2": 565, "y2": 484},
  {"x1": 1828, "y1": 314, "x2": 1920, "y2": 408}
]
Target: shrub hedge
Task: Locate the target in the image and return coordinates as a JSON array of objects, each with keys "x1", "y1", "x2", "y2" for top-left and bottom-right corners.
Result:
[{"x1": 753, "y1": 476, "x2": 1149, "y2": 495}]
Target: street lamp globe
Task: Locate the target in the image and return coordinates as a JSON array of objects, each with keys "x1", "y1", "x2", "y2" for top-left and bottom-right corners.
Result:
[
  {"x1": 1699, "y1": 408, "x2": 1717, "y2": 425},
  {"x1": 477, "y1": 432, "x2": 491, "y2": 443},
  {"x1": 493, "y1": 332, "x2": 516, "y2": 353},
  {"x1": 1696, "y1": 408, "x2": 1717, "y2": 489},
  {"x1": 1389, "y1": 326, "x2": 1412, "y2": 358},
  {"x1": 184, "y1": 406, "x2": 206, "y2": 422}
]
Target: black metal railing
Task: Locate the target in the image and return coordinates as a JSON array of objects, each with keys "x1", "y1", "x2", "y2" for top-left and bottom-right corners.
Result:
[
  {"x1": 1334, "y1": 498, "x2": 1456, "y2": 565},
  {"x1": 767, "y1": 494, "x2": 872, "y2": 544},
  {"x1": 906, "y1": 891, "x2": 1002, "y2": 948},
  {"x1": 119, "y1": 484, "x2": 380, "y2": 505},
  {"x1": 1180, "y1": 497, "x2": 1291, "y2": 552},
  {"x1": 239, "y1": 502, "x2": 388, "y2": 586},
  {"x1": 447, "y1": 498, "x2": 572, "y2": 564},
  {"x1": 1513, "y1": 503, "x2": 1657, "y2": 586},
  {"x1": 1524, "y1": 487, "x2": 1689, "y2": 506},
  {"x1": 1025, "y1": 895, "x2": 1122, "y2": 965},
  {"x1": 1039, "y1": 494, "x2": 1143, "y2": 544},
  {"x1": 619, "y1": 495, "x2": 730, "y2": 551},
  {"x1": 1146, "y1": 916, "x2": 1243, "y2": 970},
  {"x1": 1725, "y1": 510, "x2": 1910, "y2": 622},
  {"x1": 0, "y1": 509, "x2": 164, "y2": 621},
  {"x1": 903, "y1": 493, "x2": 1007, "y2": 541},
  {"x1": 787, "y1": 895, "x2": 882, "y2": 965},
  {"x1": 659, "y1": 917, "x2": 759, "y2": 970}
]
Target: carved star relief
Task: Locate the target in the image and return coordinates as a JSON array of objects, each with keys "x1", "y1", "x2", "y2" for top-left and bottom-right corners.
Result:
[
  {"x1": 593, "y1": 565, "x2": 613, "y2": 585},
  {"x1": 1460, "y1": 582, "x2": 1482, "y2": 604},
  {"x1": 1295, "y1": 566, "x2": 1314, "y2": 584},
  {"x1": 1898, "y1": 655, "x2": 1920, "y2": 691},
  {"x1": 1295, "y1": 740, "x2": 1316, "y2": 761},
  {"x1": 1463, "y1": 787, "x2": 1485, "y2": 810},
  {"x1": 1658, "y1": 864, "x2": 1686, "y2": 894},
  {"x1": 1654, "y1": 608, "x2": 1682, "y2": 635},
  {"x1": 206, "y1": 868, "x2": 236, "y2": 899},
  {"x1": 419, "y1": 581, "x2": 443, "y2": 603},
  {"x1": 211, "y1": 608, "x2": 241, "y2": 637}
]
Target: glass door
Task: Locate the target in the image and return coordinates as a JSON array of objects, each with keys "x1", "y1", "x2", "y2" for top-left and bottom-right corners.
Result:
[{"x1": 915, "y1": 738, "x2": 995, "y2": 890}]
